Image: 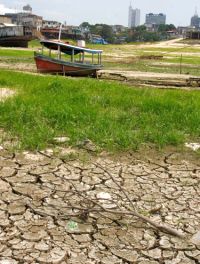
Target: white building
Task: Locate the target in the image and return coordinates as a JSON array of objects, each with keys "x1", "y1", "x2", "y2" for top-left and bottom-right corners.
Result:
[
  {"x1": 128, "y1": 3, "x2": 140, "y2": 28},
  {"x1": 42, "y1": 20, "x2": 61, "y2": 29}
]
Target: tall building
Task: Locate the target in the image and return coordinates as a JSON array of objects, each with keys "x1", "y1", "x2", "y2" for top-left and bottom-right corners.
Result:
[
  {"x1": 191, "y1": 8, "x2": 200, "y2": 28},
  {"x1": 145, "y1": 13, "x2": 166, "y2": 25},
  {"x1": 128, "y1": 3, "x2": 140, "y2": 28}
]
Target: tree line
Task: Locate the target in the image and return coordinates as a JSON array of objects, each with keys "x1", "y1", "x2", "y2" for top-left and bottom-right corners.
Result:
[{"x1": 80, "y1": 22, "x2": 176, "y2": 44}]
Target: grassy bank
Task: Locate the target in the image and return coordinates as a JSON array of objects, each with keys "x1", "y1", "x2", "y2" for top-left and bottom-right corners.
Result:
[
  {"x1": 0, "y1": 48, "x2": 33, "y2": 58},
  {"x1": 0, "y1": 49, "x2": 34, "y2": 66},
  {"x1": 0, "y1": 70, "x2": 200, "y2": 151},
  {"x1": 1, "y1": 39, "x2": 200, "y2": 76}
]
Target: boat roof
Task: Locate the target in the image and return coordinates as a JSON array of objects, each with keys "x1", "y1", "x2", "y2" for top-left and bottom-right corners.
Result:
[{"x1": 40, "y1": 40, "x2": 103, "y2": 55}]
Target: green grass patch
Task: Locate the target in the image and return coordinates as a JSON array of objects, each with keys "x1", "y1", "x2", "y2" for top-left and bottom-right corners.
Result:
[
  {"x1": 141, "y1": 46, "x2": 200, "y2": 53},
  {"x1": 0, "y1": 70, "x2": 200, "y2": 151},
  {"x1": 166, "y1": 56, "x2": 200, "y2": 65},
  {"x1": 29, "y1": 39, "x2": 41, "y2": 48},
  {"x1": 104, "y1": 59, "x2": 200, "y2": 76},
  {"x1": 0, "y1": 48, "x2": 34, "y2": 64},
  {"x1": 0, "y1": 48, "x2": 33, "y2": 58}
]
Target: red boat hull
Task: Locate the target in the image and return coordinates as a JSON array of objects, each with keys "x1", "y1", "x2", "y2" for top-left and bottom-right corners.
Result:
[{"x1": 35, "y1": 56, "x2": 100, "y2": 77}]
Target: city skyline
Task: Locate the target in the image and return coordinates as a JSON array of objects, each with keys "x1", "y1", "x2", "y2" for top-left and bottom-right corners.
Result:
[
  {"x1": 0, "y1": 0, "x2": 200, "y2": 26},
  {"x1": 128, "y1": 3, "x2": 140, "y2": 28}
]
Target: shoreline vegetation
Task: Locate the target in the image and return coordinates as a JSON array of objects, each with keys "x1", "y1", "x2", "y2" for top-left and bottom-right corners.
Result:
[
  {"x1": 1, "y1": 39, "x2": 200, "y2": 76},
  {"x1": 0, "y1": 70, "x2": 200, "y2": 151}
]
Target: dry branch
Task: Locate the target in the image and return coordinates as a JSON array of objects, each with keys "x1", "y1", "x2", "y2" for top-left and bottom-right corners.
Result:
[
  {"x1": 27, "y1": 163, "x2": 185, "y2": 238},
  {"x1": 95, "y1": 163, "x2": 185, "y2": 238}
]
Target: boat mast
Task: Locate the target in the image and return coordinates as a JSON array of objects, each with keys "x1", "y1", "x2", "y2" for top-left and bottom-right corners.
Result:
[{"x1": 58, "y1": 23, "x2": 62, "y2": 41}]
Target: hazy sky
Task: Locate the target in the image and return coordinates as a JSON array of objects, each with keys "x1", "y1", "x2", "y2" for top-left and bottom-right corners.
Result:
[{"x1": 0, "y1": 0, "x2": 199, "y2": 27}]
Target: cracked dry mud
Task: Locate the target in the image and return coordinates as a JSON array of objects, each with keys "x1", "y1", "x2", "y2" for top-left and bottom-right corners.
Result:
[{"x1": 0, "y1": 148, "x2": 200, "y2": 264}]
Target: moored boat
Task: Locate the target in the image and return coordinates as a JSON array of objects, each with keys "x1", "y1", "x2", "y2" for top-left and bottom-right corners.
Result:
[{"x1": 34, "y1": 40, "x2": 103, "y2": 77}]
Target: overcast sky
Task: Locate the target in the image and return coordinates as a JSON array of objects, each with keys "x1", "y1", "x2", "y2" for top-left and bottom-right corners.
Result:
[{"x1": 0, "y1": 0, "x2": 199, "y2": 27}]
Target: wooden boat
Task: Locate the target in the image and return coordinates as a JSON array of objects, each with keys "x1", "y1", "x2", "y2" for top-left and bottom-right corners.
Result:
[{"x1": 34, "y1": 40, "x2": 103, "y2": 77}]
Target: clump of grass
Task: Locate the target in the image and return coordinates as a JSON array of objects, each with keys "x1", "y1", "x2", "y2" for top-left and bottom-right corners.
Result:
[{"x1": 0, "y1": 70, "x2": 200, "y2": 151}]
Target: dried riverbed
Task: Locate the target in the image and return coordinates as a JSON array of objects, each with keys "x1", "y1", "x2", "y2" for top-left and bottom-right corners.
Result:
[{"x1": 0, "y1": 145, "x2": 200, "y2": 263}]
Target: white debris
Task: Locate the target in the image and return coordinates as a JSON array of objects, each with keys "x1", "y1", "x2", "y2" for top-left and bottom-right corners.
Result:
[
  {"x1": 0, "y1": 88, "x2": 16, "y2": 102},
  {"x1": 40, "y1": 148, "x2": 54, "y2": 156},
  {"x1": 44, "y1": 148, "x2": 54, "y2": 154},
  {"x1": 0, "y1": 146, "x2": 3, "y2": 151},
  {"x1": 53, "y1": 137, "x2": 70, "y2": 143},
  {"x1": 23, "y1": 152, "x2": 44, "y2": 161},
  {"x1": 97, "y1": 192, "x2": 112, "y2": 200},
  {"x1": 0, "y1": 260, "x2": 18, "y2": 264},
  {"x1": 191, "y1": 231, "x2": 200, "y2": 246},
  {"x1": 96, "y1": 192, "x2": 117, "y2": 209},
  {"x1": 185, "y1": 143, "x2": 200, "y2": 151}
]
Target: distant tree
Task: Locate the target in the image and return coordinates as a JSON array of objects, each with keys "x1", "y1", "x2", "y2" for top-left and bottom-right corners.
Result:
[
  {"x1": 127, "y1": 28, "x2": 163, "y2": 42},
  {"x1": 101, "y1": 24, "x2": 114, "y2": 43},
  {"x1": 89, "y1": 24, "x2": 101, "y2": 35},
  {"x1": 158, "y1": 24, "x2": 176, "y2": 32},
  {"x1": 168, "y1": 24, "x2": 176, "y2": 30},
  {"x1": 88, "y1": 23, "x2": 115, "y2": 43},
  {"x1": 142, "y1": 32, "x2": 161, "y2": 41},
  {"x1": 80, "y1": 22, "x2": 91, "y2": 28},
  {"x1": 135, "y1": 25, "x2": 147, "y2": 32}
]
